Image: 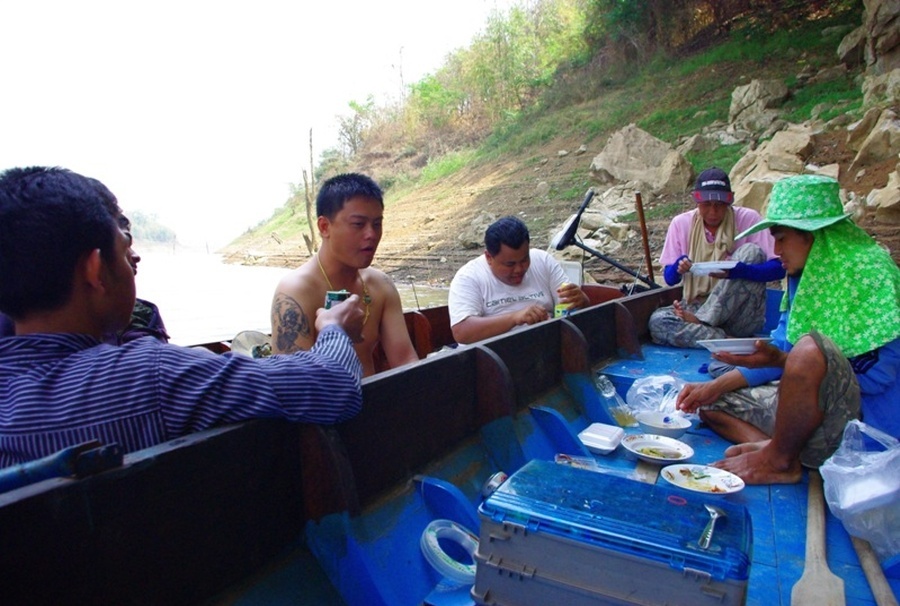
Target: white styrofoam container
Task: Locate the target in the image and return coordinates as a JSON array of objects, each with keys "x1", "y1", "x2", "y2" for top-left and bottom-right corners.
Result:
[{"x1": 577, "y1": 423, "x2": 624, "y2": 454}]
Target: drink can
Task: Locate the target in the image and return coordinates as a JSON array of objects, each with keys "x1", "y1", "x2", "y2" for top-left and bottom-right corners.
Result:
[
  {"x1": 324, "y1": 290, "x2": 351, "y2": 310},
  {"x1": 554, "y1": 303, "x2": 570, "y2": 318}
]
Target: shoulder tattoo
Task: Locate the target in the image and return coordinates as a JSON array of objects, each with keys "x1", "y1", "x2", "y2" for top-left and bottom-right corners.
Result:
[{"x1": 272, "y1": 292, "x2": 310, "y2": 352}]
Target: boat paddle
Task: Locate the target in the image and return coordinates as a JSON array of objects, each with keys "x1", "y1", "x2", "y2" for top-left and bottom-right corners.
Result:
[
  {"x1": 851, "y1": 536, "x2": 898, "y2": 606},
  {"x1": 791, "y1": 469, "x2": 845, "y2": 606}
]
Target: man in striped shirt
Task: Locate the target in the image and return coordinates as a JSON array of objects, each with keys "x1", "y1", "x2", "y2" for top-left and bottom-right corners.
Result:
[{"x1": 0, "y1": 166, "x2": 365, "y2": 467}]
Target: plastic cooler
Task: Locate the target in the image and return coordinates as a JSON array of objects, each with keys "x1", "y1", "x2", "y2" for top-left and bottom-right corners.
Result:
[{"x1": 472, "y1": 460, "x2": 751, "y2": 606}]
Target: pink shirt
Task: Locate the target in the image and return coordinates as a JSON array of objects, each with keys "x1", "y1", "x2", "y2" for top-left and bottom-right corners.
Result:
[{"x1": 658, "y1": 206, "x2": 776, "y2": 266}]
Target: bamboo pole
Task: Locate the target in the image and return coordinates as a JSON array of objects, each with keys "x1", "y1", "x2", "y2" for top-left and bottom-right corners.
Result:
[{"x1": 635, "y1": 192, "x2": 655, "y2": 284}]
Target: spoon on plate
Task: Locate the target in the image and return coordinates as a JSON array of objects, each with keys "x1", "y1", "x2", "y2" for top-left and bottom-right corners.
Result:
[{"x1": 698, "y1": 504, "x2": 726, "y2": 549}]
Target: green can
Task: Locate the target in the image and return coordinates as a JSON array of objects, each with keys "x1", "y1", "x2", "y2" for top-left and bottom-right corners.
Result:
[{"x1": 324, "y1": 290, "x2": 351, "y2": 310}]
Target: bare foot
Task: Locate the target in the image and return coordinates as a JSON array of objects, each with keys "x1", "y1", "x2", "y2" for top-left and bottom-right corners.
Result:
[
  {"x1": 673, "y1": 301, "x2": 700, "y2": 324},
  {"x1": 723, "y1": 439, "x2": 771, "y2": 457},
  {"x1": 711, "y1": 446, "x2": 802, "y2": 485}
]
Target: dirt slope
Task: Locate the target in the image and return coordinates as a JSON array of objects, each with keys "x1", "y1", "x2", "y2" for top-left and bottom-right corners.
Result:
[
  {"x1": 223, "y1": 126, "x2": 899, "y2": 291},
  {"x1": 224, "y1": 123, "x2": 900, "y2": 292}
]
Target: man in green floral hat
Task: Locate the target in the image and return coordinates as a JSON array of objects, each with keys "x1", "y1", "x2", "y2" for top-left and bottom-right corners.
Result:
[{"x1": 676, "y1": 174, "x2": 900, "y2": 484}]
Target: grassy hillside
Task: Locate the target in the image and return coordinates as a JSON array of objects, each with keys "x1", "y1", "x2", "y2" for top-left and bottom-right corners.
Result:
[{"x1": 221, "y1": 6, "x2": 880, "y2": 287}]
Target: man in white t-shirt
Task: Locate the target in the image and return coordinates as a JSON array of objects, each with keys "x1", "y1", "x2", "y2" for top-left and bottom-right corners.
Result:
[{"x1": 448, "y1": 216, "x2": 589, "y2": 344}]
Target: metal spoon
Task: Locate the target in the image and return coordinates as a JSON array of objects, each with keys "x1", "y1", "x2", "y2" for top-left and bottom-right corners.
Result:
[{"x1": 698, "y1": 504, "x2": 726, "y2": 550}]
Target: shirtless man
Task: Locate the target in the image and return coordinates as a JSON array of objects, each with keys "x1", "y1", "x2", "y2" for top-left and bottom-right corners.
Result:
[{"x1": 270, "y1": 173, "x2": 419, "y2": 376}]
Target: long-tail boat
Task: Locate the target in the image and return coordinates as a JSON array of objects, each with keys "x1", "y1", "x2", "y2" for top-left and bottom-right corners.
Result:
[{"x1": 1, "y1": 285, "x2": 897, "y2": 605}]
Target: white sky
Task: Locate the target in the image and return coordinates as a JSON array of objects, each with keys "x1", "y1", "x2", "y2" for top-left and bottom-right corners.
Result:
[{"x1": 0, "y1": 0, "x2": 514, "y2": 248}]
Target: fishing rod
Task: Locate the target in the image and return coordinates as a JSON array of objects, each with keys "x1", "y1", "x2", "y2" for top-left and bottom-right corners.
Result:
[{"x1": 551, "y1": 189, "x2": 660, "y2": 289}]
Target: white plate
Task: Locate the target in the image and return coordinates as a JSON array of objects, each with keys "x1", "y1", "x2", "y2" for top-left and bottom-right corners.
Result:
[
  {"x1": 620, "y1": 434, "x2": 694, "y2": 464},
  {"x1": 578, "y1": 423, "x2": 624, "y2": 455},
  {"x1": 690, "y1": 261, "x2": 738, "y2": 275},
  {"x1": 697, "y1": 337, "x2": 772, "y2": 355},
  {"x1": 661, "y1": 464, "x2": 745, "y2": 494}
]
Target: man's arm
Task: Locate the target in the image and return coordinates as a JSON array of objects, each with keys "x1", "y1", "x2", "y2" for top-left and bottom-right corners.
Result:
[
  {"x1": 663, "y1": 255, "x2": 691, "y2": 286},
  {"x1": 451, "y1": 305, "x2": 548, "y2": 344},
  {"x1": 157, "y1": 304, "x2": 364, "y2": 432},
  {"x1": 377, "y1": 277, "x2": 420, "y2": 369},
  {"x1": 676, "y1": 368, "x2": 749, "y2": 414},
  {"x1": 270, "y1": 276, "x2": 316, "y2": 354},
  {"x1": 721, "y1": 258, "x2": 786, "y2": 282}
]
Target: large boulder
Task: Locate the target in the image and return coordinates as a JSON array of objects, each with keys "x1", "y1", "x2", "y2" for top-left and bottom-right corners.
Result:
[
  {"x1": 589, "y1": 182, "x2": 649, "y2": 219},
  {"x1": 728, "y1": 124, "x2": 819, "y2": 213},
  {"x1": 862, "y1": 67, "x2": 900, "y2": 107},
  {"x1": 869, "y1": 166, "x2": 900, "y2": 223},
  {"x1": 729, "y1": 79, "x2": 789, "y2": 132},
  {"x1": 764, "y1": 129, "x2": 816, "y2": 172},
  {"x1": 849, "y1": 108, "x2": 900, "y2": 172},
  {"x1": 847, "y1": 107, "x2": 885, "y2": 151},
  {"x1": 863, "y1": 0, "x2": 900, "y2": 74},
  {"x1": 457, "y1": 211, "x2": 496, "y2": 250},
  {"x1": 838, "y1": 25, "x2": 867, "y2": 68},
  {"x1": 589, "y1": 124, "x2": 693, "y2": 195}
]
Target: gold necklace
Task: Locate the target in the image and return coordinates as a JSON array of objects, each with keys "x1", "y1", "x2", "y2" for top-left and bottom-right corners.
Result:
[{"x1": 316, "y1": 253, "x2": 371, "y2": 326}]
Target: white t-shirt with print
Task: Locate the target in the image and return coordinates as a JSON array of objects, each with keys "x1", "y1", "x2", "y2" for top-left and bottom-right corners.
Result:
[{"x1": 448, "y1": 248, "x2": 569, "y2": 327}]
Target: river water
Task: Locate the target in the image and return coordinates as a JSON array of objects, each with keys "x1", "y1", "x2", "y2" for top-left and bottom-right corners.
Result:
[{"x1": 136, "y1": 249, "x2": 449, "y2": 346}]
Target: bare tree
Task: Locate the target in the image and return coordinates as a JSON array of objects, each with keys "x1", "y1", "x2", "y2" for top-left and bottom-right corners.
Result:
[{"x1": 302, "y1": 129, "x2": 318, "y2": 255}]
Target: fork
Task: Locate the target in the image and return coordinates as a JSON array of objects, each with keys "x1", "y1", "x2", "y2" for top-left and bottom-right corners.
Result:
[{"x1": 699, "y1": 504, "x2": 726, "y2": 549}]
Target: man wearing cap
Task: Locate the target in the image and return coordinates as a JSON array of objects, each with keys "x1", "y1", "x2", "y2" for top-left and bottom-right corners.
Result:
[
  {"x1": 649, "y1": 167, "x2": 785, "y2": 348},
  {"x1": 676, "y1": 174, "x2": 900, "y2": 484}
]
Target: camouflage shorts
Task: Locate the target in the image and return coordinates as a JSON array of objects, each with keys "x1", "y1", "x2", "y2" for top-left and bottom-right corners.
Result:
[
  {"x1": 648, "y1": 243, "x2": 768, "y2": 348},
  {"x1": 702, "y1": 331, "x2": 860, "y2": 467}
]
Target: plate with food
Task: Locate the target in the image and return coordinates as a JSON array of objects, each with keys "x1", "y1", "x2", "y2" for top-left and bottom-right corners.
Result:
[
  {"x1": 690, "y1": 261, "x2": 738, "y2": 275},
  {"x1": 661, "y1": 464, "x2": 745, "y2": 494},
  {"x1": 621, "y1": 434, "x2": 694, "y2": 464},
  {"x1": 697, "y1": 337, "x2": 772, "y2": 355}
]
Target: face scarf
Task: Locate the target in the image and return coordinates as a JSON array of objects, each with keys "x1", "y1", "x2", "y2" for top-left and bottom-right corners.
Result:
[
  {"x1": 786, "y1": 218, "x2": 900, "y2": 357},
  {"x1": 684, "y1": 206, "x2": 735, "y2": 303}
]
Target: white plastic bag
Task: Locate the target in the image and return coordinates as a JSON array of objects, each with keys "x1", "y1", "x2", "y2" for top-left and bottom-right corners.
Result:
[
  {"x1": 625, "y1": 375, "x2": 686, "y2": 415},
  {"x1": 821, "y1": 420, "x2": 900, "y2": 564}
]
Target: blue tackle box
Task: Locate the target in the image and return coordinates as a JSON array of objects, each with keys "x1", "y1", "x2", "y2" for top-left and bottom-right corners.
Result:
[{"x1": 472, "y1": 460, "x2": 752, "y2": 606}]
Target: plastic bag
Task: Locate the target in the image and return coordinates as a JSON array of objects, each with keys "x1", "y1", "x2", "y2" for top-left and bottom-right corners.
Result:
[
  {"x1": 821, "y1": 420, "x2": 900, "y2": 565},
  {"x1": 625, "y1": 375, "x2": 686, "y2": 416}
]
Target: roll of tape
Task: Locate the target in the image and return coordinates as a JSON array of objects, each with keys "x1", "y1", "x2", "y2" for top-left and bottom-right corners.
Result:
[{"x1": 419, "y1": 519, "x2": 478, "y2": 585}]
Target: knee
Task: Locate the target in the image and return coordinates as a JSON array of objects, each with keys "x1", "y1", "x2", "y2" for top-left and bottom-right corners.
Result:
[
  {"x1": 784, "y1": 335, "x2": 826, "y2": 379},
  {"x1": 649, "y1": 305, "x2": 671, "y2": 327},
  {"x1": 733, "y1": 243, "x2": 765, "y2": 264}
]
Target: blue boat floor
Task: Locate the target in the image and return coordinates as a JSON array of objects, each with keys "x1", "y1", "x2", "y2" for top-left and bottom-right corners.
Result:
[
  {"x1": 601, "y1": 342, "x2": 900, "y2": 606},
  {"x1": 600, "y1": 342, "x2": 713, "y2": 396},
  {"x1": 223, "y1": 342, "x2": 899, "y2": 605}
]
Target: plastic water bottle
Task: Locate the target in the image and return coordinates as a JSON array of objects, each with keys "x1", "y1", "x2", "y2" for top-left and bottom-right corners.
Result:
[{"x1": 594, "y1": 373, "x2": 637, "y2": 427}]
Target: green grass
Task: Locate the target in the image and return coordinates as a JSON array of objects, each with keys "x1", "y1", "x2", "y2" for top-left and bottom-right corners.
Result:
[
  {"x1": 686, "y1": 144, "x2": 748, "y2": 175},
  {"x1": 419, "y1": 149, "x2": 477, "y2": 183},
  {"x1": 780, "y1": 77, "x2": 864, "y2": 123}
]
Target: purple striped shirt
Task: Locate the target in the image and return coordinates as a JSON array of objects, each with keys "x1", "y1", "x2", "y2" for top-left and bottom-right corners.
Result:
[{"x1": 0, "y1": 325, "x2": 362, "y2": 466}]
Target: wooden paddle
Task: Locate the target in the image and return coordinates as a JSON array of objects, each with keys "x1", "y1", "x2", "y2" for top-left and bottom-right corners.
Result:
[
  {"x1": 851, "y1": 536, "x2": 899, "y2": 606},
  {"x1": 791, "y1": 469, "x2": 845, "y2": 606}
]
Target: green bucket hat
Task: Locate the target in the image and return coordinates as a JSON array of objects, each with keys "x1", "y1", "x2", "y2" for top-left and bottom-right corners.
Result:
[{"x1": 734, "y1": 174, "x2": 850, "y2": 240}]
